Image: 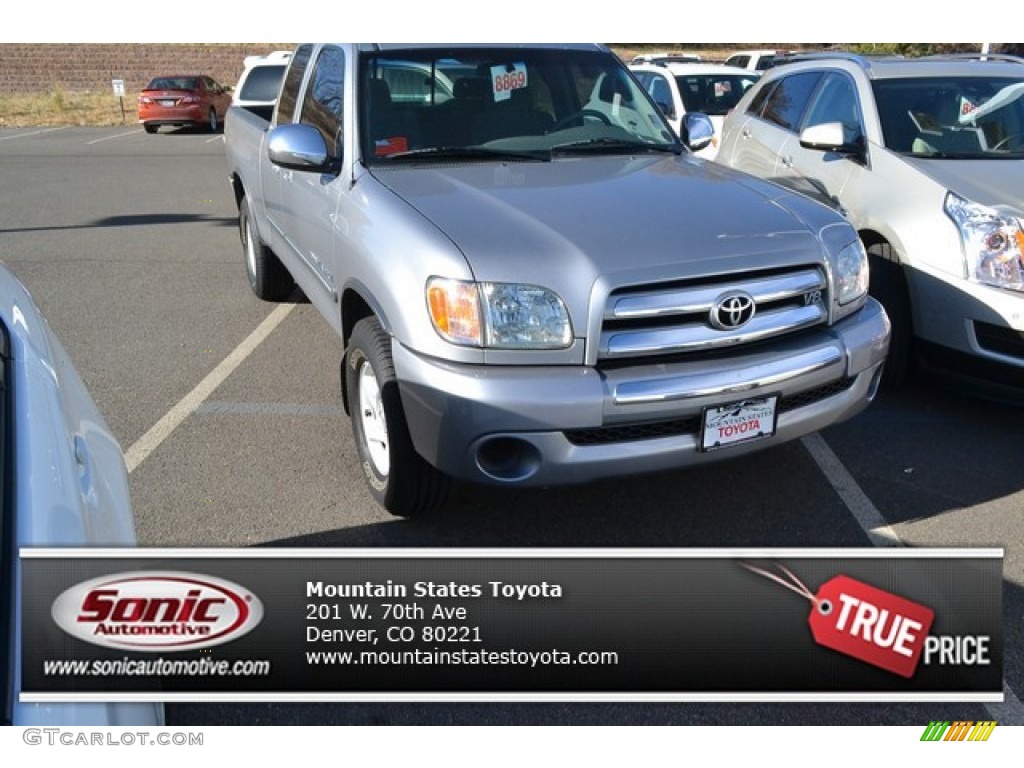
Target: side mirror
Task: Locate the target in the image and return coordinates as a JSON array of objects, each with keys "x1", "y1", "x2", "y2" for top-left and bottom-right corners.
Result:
[
  {"x1": 800, "y1": 122, "x2": 865, "y2": 160},
  {"x1": 267, "y1": 123, "x2": 334, "y2": 172},
  {"x1": 683, "y1": 112, "x2": 714, "y2": 152}
]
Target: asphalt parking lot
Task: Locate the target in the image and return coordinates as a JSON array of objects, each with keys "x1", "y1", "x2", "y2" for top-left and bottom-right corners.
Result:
[{"x1": 1, "y1": 125, "x2": 1021, "y2": 725}]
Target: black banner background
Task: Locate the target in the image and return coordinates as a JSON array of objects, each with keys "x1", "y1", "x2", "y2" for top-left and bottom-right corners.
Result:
[{"x1": 20, "y1": 552, "x2": 1003, "y2": 697}]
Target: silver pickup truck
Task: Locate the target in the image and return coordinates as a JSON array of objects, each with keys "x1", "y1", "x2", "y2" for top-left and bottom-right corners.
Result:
[{"x1": 224, "y1": 43, "x2": 890, "y2": 518}]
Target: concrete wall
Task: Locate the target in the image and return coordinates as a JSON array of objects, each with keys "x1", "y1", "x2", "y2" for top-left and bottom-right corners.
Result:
[{"x1": 0, "y1": 44, "x2": 294, "y2": 94}]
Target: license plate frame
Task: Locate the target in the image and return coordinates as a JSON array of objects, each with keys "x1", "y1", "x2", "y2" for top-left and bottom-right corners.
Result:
[{"x1": 700, "y1": 395, "x2": 778, "y2": 452}]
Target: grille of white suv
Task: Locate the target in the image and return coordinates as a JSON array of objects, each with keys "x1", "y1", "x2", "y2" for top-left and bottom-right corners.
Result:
[{"x1": 598, "y1": 266, "x2": 828, "y2": 361}]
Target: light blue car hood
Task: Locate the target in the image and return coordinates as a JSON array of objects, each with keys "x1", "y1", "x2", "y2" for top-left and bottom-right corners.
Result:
[{"x1": 371, "y1": 154, "x2": 832, "y2": 289}]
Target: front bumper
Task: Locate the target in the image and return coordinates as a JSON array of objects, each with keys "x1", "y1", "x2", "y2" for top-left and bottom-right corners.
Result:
[{"x1": 394, "y1": 298, "x2": 890, "y2": 486}]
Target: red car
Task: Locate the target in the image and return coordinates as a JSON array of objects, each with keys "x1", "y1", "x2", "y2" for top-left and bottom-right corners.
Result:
[{"x1": 137, "y1": 74, "x2": 233, "y2": 134}]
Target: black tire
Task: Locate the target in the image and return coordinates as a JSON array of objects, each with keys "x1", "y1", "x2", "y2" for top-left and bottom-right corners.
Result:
[
  {"x1": 868, "y1": 242, "x2": 914, "y2": 388},
  {"x1": 345, "y1": 317, "x2": 450, "y2": 518},
  {"x1": 208, "y1": 108, "x2": 219, "y2": 133},
  {"x1": 239, "y1": 196, "x2": 294, "y2": 301},
  {"x1": 143, "y1": 123, "x2": 158, "y2": 134}
]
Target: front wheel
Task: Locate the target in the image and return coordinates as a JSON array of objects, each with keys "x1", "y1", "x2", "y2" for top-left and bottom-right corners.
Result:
[
  {"x1": 208, "y1": 108, "x2": 219, "y2": 133},
  {"x1": 345, "y1": 317, "x2": 450, "y2": 518},
  {"x1": 868, "y1": 241, "x2": 915, "y2": 388}
]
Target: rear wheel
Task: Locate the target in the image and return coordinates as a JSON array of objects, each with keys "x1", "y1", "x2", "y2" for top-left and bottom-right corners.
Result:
[
  {"x1": 239, "y1": 196, "x2": 294, "y2": 301},
  {"x1": 345, "y1": 317, "x2": 450, "y2": 518},
  {"x1": 868, "y1": 241, "x2": 914, "y2": 388}
]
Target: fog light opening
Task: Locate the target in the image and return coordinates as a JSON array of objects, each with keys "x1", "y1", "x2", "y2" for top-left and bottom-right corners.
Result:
[{"x1": 476, "y1": 437, "x2": 541, "y2": 482}]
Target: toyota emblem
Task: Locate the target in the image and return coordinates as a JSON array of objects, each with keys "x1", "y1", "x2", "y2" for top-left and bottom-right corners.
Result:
[{"x1": 710, "y1": 291, "x2": 756, "y2": 330}]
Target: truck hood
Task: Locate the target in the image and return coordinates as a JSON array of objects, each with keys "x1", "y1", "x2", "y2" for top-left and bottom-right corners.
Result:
[
  {"x1": 901, "y1": 156, "x2": 1024, "y2": 215},
  {"x1": 370, "y1": 155, "x2": 829, "y2": 299}
]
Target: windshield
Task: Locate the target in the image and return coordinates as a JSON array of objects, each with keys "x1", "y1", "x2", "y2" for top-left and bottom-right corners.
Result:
[
  {"x1": 873, "y1": 75, "x2": 1024, "y2": 158},
  {"x1": 674, "y1": 73, "x2": 759, "y2": 116},
  {"x1": 360, "y1": 47, "x2": 678, "y2": 164}
]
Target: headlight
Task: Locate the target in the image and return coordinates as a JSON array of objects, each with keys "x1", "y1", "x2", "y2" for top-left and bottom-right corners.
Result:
[
  {"x1": 944, "y1": 191, "x2": 1024, "y2": 292},
  {"x1": 835, "y1": 239, "x2": 869, "y2": 305},
  {"x1": 426, "y1": 278, "x2": 573, "y2": 349}
]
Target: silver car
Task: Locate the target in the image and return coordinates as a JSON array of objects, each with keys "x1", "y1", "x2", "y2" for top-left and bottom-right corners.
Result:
[
  {"x1": 716, "y1": 52, "x2": 1024, "y2": 400},
  {"x1": 0, "y1": 262, "x2": 163, "y2": 726}
]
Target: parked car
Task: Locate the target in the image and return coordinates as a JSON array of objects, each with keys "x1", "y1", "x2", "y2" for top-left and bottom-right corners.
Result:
[
  {"x1": 716, "y1": 52, "x2": 1024, "y2": 399},
  {"x1": 630, "y1": 52, "x2": 703, "y2": 64},
  {"x1": 725, "y1": 50, "x2": 785, "y2": 72},
  {"x1": 137, "y1": 74, "x2": 233, "y2": 133},
  {"x1": 629, "y1": 61, "x2": 759, "y2": 159},
  {"x1": 0, "y1": 262, "x2": 164, "y2": 726},
  {"x1": 225, "y1": 43, "x2": 889, "y2": 518},
  {"x1": 232, "y1": 51, "x2": 291, "y2": 122}
]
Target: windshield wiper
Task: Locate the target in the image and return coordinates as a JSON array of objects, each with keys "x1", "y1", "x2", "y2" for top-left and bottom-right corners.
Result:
[
  {"x1": 549, "y1": 138, "x2": 682, "y2": 156},
  {"x1": 379, "y1": 146, "x2": 549, "y2": 162}
]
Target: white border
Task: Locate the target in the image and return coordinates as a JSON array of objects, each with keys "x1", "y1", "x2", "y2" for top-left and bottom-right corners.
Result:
[
  {"x1": 19, "y1": 547, "x2": 1006, "y2": 558},
  {"x1": 20, "y1": 546, "x2": 1005, "y2": 703}
]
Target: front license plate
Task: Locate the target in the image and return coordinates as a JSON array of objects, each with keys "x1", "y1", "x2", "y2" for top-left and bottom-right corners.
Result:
[{"x1": 701, "y1": 396, "x2": 778, "y2": 451}]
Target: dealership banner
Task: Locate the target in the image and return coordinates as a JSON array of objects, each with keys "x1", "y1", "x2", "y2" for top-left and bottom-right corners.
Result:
[{"x1": 19, "y1": 548, "x2": 1003, "y2": 701}]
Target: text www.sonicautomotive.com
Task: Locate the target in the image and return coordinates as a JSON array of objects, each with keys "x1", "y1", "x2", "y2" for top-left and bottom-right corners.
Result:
[{"x1": 43, "y1": 657, "x2": 271, "y2": 676}]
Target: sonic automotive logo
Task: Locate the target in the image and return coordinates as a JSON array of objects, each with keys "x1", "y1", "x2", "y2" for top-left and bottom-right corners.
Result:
[{"x1": 51, "y1": 572, "x2": 263, "y2": 651}]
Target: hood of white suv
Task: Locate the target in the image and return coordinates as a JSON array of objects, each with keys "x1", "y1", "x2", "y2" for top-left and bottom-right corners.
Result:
[{"x1": 901, "y1": 156, "x2": 1024, "y2": 216}]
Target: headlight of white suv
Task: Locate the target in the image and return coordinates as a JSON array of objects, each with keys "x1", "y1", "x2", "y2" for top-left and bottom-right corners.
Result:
[
  {"x1": 835, "y1": 239, "x2": 870, "y2": 306},
  {"x1": 427, "y1": 278, "x2": 573, "y2": 349},
  {"x1": 944, "y1": 191, "x2": 1024, "y2": 292}
]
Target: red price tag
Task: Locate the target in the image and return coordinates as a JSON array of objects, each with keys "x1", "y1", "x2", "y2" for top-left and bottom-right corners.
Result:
[
  {"x1": 742, "y1": 563, "x2": 934, "y2": 679},
  {"x1": 810, "y1": 574, "x2": 934, "y2": 678}
]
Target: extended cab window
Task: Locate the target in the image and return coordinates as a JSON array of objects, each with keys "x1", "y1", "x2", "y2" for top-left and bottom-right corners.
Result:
[
  {"x1": 761, "y1": 71, "x2": 823, "y2": 132},
  {"x1": 300, "y1": 46, "x2": 346, "y2": 157},
  {"x1": 275, "y1": 44, "x2": 314, "y2": 126}
]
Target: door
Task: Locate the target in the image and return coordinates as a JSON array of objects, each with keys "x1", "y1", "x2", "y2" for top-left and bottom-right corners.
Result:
[
  {"x1": 729, "y1": 70, "x2": 823, "y2": 185},
  {"x1": 279, "y1": 44, "x2": 347, "y2": 318},
  {"x1": 783, "y1": 71, "x2": 866, "y2": 213}
]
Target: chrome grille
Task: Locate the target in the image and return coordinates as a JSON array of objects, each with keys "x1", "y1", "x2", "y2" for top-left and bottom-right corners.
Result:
[{"x1": 599, "y1": 267, "x2": 827, "y2": 360}]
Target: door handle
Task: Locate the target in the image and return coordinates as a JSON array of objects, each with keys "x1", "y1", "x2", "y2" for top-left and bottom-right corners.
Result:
[
  {"x1": 781, "y1": 155, "x2": 793, "y2": 168},
  {"x1": 742, "y1": 128, "x2": 752, "y2": 139}
]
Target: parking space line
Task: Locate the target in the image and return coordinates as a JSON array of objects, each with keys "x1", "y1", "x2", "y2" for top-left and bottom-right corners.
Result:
[
  {"x1": 800, "y1": 433, "x2": 901, "y2": 547},
  {"x1": 196, "y1": 401, "x2": 343, "y2": 417},
  {"x1": 86, "y1": 129, "x2": 143, "y2": 144},
  {"x1": 206, "y1": 135, "x2": 225, "y2": 144},
  {"x1": 0, "y1": 126, "x2": 67, "y2": 142},
  {"x1": 123, "y1": 303, "x2": 295, "y2": 473},
  {"x1": 801, "y1": 431, "x2": 1024, "y2": 722}
]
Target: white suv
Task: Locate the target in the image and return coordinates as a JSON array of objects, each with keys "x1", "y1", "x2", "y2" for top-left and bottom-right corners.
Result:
[
  {"x1": 717, "y1": 52, "x2": 1024, "y2": 399},
  {"x1": 629, "y1": 61, "x2": 759, "y2": 159}
]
